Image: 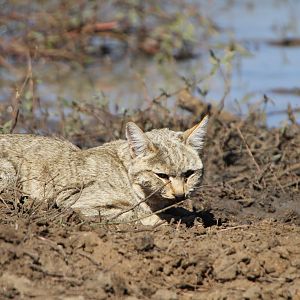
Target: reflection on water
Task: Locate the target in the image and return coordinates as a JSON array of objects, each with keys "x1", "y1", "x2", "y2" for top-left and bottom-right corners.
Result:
[{"x1": 0, "y1": 0, "x2": 299, "y2": 127}]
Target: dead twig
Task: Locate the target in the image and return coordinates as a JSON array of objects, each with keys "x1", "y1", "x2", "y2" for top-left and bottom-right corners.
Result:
[
  {"x1": 10, "y1": 53, "x2": 32, "y2": 133},
  {"x1": 109, "y1": 181, "x2": 170, "y2": 221},
  {"x1": 38, "y1": 236, "x2": 67, "y2": 260},
  {"x1": 276, "y1": 163, "x2": 300, "y2": 179},
  {"x1": 30, "y1": 264, "x2": 65, "y2": 278},
  {"x1": 115, "y1": 219, "x2": 167, "y2": 234},
  {"x1": 217, "y1": 224, "x2": 250, "y2": 232},
  {"x1": 78, "y1": 250, "x2": 102, "y2": 269},
  {"x1": 166, "y1": 219, "x2": 182, "y2": 253},
  {"x1": 97, "y1": 199, "x2": 186, "y2": 226},
  {"x1": 0, "y1": 196, "x2": 10, "y2": 210},
  {"x1": 38, "y1": 183, "x2": 85, "y2": 223},
  {"x1": 282, "y1": 179, "x2": 300, "y2": 189},
  {"x1": 104, "y1": 258, "x2": 123, "y2": 273},
  {"x1": 236, "y1": 125, "x2": 266, "y2": 187},
  {"x1": 29, "y1": 263, "x2": 81, "y2": 284},
  {"x1": 81, "y1": 21, "x2": 119, "y2": 33}
]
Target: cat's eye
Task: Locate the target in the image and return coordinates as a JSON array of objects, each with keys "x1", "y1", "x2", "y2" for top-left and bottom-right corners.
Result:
[
  {"x1": 155, "y1": 173, "x2": 169, "y2": 180},
  {"x1": 183, "y1": 170, "x2": 195, "y2": 178}
]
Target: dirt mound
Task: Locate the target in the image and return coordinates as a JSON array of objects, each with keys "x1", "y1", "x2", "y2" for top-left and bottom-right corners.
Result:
[
  {"x1": 0, "y1": 107, "x2": 299, "y2": 299},
  {"x1": 1, "y1": 220, "x2": 300, "y2": 299}
]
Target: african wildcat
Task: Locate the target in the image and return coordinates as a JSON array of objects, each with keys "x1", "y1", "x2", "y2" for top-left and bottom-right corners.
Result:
[{"x1": 0, "y1": 116, "x2": 208, "y2": 225}]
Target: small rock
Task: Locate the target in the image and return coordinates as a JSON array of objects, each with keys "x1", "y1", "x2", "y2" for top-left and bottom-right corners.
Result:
[
  {"x1": 239, "y1": 260, "x2": 262, "y2": 280},
  {"x1": 275, "y1": 246, "x2": 289, "y2": 259},
  {"x1": 181, "y1": 256, "x2": 200, "y2": 269},
  {"x1": 86, "y1": 271, "x2": 128, "y2": 297},
  {"x1": 242, "y1": 285, "x2": 262, "y2": 300},
  {"x1": 134, "y1": 234, "x2": 154, "y2": 251},
  {"x1": 71, "y1": 232, "x2": 101, "y2": 252},
  {"x1": 163, "y1": 264, "x2": 173, "y2": 276},
  {"x1": 213, "y1": 257, "x2": 237, "y2": 281},
  {"x1": 224, "y1": 247, "x2": 236, "y2": 255},
  {"x1": 95, "y1": 272, "x2": 114, "y2": 293},
  {"x1": 237, "y1": 198, "x2": 254, "y2": 207},
  {"x1": 291, "y1": 257, "x2": 300, "y2": 268},
  {"x1": 0, "y1": 273, "x2": 45, "y2": 297},
  {"x1": 259, "y1": 252, "x2": 288, "y2": 276},
  {"x1": 60, "y1": 296, "x2": 85, "y2": 300},
  {"x1": 196, "y1": 262, "x2": 210, "y2": 284},
  {"x1": 267, "y1": 237, "x2": 280, "y2": 249},
  {"x1": 152, "y1": 289, "x2": 178, "y2": 300},
  {"x1": 196, "y1": 226, "x2": 206, "y2": 235}
]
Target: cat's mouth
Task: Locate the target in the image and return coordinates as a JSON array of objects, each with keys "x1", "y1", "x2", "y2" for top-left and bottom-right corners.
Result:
[{"x1": 162, "y1": 195, "x2": 187, "y2": 203}]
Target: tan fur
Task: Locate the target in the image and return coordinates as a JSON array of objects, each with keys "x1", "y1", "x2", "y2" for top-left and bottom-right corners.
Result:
[{"x1": 0, "y1": 116, "x2": 208, "y2": 225}]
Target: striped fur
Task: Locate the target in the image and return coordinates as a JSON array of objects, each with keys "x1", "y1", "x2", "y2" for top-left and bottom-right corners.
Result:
[{"x1": 0, "y1": 116, "x2": 208, "y2": 225}]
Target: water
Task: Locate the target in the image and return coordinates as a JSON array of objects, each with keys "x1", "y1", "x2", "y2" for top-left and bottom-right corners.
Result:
[
  {"x1": 0, "y1": 0, "x2": 299, "y2": 127},
  {"x1": 209, "y1": 0, "x2": 300, "y2": 126}
]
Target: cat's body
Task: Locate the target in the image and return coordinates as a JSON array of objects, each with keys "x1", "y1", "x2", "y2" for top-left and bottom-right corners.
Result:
[{"x1": 0, "y1": 116, "x2": 208, "y2": 225}]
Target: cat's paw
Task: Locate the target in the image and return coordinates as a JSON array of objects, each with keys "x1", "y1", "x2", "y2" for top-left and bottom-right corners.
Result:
[{"x1": 140, "y1": 214, "x2": 163, "y2": 226}]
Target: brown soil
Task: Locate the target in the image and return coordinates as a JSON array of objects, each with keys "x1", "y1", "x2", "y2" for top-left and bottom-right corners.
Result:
[{"x1": 1, "y1": 106, "x2": 299, "y2": 300}]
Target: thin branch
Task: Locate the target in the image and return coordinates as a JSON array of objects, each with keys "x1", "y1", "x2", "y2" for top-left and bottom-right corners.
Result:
[
  {"x1": 96, "y1": 199, "x2": 186, "y2": 226},
  {"x1": 10, "y1": 52, "x2": 32, "y2": 133},
  {"x1": 236, "y1": 126, "x2": 262, "y2": 174},
  {"x1": 108, "y1": 181, "x2": 170, "y2": 221}
]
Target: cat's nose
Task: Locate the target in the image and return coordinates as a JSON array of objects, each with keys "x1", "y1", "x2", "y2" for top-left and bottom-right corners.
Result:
[{"x1": 174, "y1": 194, "x2": 186, "y2": 201}]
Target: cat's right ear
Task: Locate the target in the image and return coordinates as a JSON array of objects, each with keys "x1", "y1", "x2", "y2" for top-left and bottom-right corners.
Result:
[
  {"x1": 126, "y1": 122, "x2": 155, "y2": 157},
  {"x1": 182, "y1": 115, "x2": 209, "y2": 151}
]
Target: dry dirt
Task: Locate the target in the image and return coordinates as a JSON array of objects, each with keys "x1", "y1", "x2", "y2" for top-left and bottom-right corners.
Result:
[{"x1": 0, "y1": 108, "x2": 299, "y2": 300}]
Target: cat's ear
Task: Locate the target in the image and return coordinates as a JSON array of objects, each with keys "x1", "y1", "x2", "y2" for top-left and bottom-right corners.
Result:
[
  {"x1": 182, "y1": 115, "x2": 208, "y2": 151},
  {"x1": 126, "y1": 122, "x2": 155, "y2": 157}
]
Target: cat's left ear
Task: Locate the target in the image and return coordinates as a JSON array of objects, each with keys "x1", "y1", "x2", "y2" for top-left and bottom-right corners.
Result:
[{"x1": 182, "y1": 115, "x2": 209, "y2": 151}]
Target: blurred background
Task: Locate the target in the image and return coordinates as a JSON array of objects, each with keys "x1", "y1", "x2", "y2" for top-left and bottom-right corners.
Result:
[{"x1": 0, "y1": 0, "x2": 299, "y2": 135}]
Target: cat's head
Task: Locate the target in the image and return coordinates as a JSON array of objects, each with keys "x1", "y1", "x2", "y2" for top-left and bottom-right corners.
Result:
[{"x1": 126, "y1": 116, "x2": 208, "y2": 209}]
